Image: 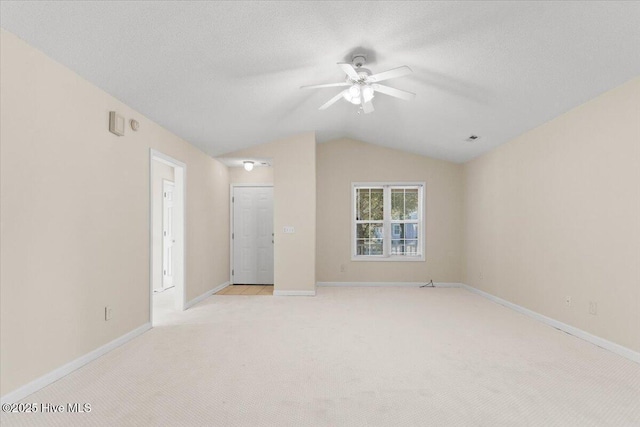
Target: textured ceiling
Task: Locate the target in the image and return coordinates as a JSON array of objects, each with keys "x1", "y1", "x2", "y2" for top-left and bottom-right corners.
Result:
[{"x1": 2, "y1": 1, "x2": 639, "y2": 163}]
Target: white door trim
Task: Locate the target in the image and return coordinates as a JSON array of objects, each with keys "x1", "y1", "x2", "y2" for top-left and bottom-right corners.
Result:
[
  {"x1": 150, "y1": 149, "x2": 187, "y2": 322},
  {"x1": 229, "y1": 183, "x2": 273, "y2": 285}
]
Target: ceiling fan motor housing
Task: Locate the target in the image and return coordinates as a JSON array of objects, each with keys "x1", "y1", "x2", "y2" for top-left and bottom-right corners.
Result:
[
  {"x1": 345, "y1": 68, "x2": 372, "y2": 85},
  {"x1": 352, "y1": 54, "x2": 367, "y2": 68}
]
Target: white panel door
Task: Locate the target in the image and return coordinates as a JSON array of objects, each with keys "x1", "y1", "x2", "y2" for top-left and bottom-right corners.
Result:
[
  {"x1": 162, "y1": 180, "x2": 175, "y2": 288},
  {"x1": 233, "y1": 187, "x2": 274, "y2": 285}
]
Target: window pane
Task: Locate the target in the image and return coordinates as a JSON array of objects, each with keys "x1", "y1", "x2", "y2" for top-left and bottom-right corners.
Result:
[
  {"x1": 357, "y1": 223, "x2": 384, "y2": 239},
  {"x1": 392, "y1": 239, "x2": 405, "y2": 255},
  {"x1": 356, "y1": 239, "x2": 382, "y2": 255},
  {"x1": 405, "y1": 189, "x2": 418, "y2": 220},
  {"x1": 391, "y1": 189, "x2": 404, "y2": 220},
  {"x1": 368, "y1": 240, "x2": 383, "y2": 255},
  {"x1": 404, "y1": 223, "x2": 418, "y2": 239},
  {"x1": 391, "y1": 223, "x2": 418, "y2": 239},
  {"x1": 357, "y1": 189, "x2": 370, "y2": 220},
  {"x1": 390, "y1": 224, "x2": 419, "y2": 253},
  {"x1": 371, "y1": 223, "x2": 383, "y2": 239},
  {"x1": 405, "y1": 239, "x2": 419, "y2": 254},
  {"x1": 391, "y1": 239, "x2": 402, "y2": 254},
  {"x1": 391, "y1": 224, "x2": 402, "y2": 254},
  {"x1": 391, "y1": 223, "x2": 402, "y2": 239},
  {"x1": 357, "y1": 223, "x2": 370, "y2": 239},
  {"x1": 370, "y1": 189, "x2": 384, "y2": 220},
  {"x1": 390, "y1": 238, "x2": 420, "y2": 255}
]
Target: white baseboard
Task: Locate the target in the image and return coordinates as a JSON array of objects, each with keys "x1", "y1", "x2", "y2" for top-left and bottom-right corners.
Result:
[
  {"x1": 185, "y1": 281, "x2": 230, "y2": 309},
  {"x1": 1, "y1": 322, "x2": 151, "y2": 404},
  {"x1": 461, "y1": 284, "x2": 640, "y2": 364},
  {"x1": 316, "y1": 281, "x2": 462, "y2": 288},
  {"x1": 273, "y1": 290, "x2": 316, "y2": 296}
]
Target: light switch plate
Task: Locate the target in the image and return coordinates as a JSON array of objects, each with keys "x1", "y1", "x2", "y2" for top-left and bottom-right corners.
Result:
[{"x1": 283, "y1": 226, "x2": 295, "y2": 234}]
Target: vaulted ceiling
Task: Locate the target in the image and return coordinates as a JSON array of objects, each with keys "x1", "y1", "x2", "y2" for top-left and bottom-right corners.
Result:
[{"x1": 2, "y1": 1, "x2": 639, "y2": 163}]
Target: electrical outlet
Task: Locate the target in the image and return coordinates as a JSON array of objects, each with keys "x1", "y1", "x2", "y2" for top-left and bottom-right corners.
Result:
[
  {"x1": 565, "y1": 296, "x2": 572, "y2": 307},
  {"x1": 340, "y1": 264, "x2": 346, "y2": 273},
  {"x1": 589, "y1": 301, "x2": 597, "y2": 315},
  {"x1": 105, "y1": 306, "x2": 113, "y2": 321}
]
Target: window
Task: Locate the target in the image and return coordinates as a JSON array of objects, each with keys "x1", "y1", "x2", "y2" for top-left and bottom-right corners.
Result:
[{"x1": 353, "y1": 183, "x2": 424, "y2": 261}]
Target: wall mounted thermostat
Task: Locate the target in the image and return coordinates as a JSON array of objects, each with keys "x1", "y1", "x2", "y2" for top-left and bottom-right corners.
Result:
[
  {"x1": 109, "y1": 111, "x2": 125, "y2": 136},
  {"x1": 130, "y1": 119, "x2": 140, "y2": 131}
]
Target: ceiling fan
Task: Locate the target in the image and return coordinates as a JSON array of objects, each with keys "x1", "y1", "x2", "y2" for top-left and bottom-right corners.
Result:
[{"x1": 301, "y1": 54, "x2": 415, "y2": 114}]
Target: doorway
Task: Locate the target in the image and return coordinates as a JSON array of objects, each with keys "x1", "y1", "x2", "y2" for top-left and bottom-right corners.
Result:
[
  {"x1": 150, "y1": 149, "x2": 186, "y2": 325},
  {"x1": 162, "y1": 180, "x2": 175, "y2": 289},
  {"x1": 231, "y1": 185, "x2": 274, "y2": 286}
]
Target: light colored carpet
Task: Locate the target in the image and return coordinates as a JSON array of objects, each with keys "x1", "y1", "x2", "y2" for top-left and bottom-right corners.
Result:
[{"x1": 3, "y1": 287, "x2": 639, "y2": 426}]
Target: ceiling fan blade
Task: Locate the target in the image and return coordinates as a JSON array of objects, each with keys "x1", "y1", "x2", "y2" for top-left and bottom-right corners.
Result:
[
  {"x1": 319, "y1": 89, "x2": 348, "y2": 110},
  {"x1": 368, "y1": 66, "x2": 412, "y2": 83},
  {"x1": 362, "y1": 100, "x2": 374, "y2": 114},
  {"x1": 372, "y1": 84, "x2": 416, "y2": 101},
  {"x1": 300, "y1": 82, "x2": 350, "y2": 89},
  {"x1": 338, "y1": 62, "x2": 360, "y2": 80}
]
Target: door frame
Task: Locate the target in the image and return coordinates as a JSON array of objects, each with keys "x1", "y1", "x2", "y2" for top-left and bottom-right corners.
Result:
[
  {"x1": 150, "y1": 149, "x2": 187, "y2": 323},
  {"x1": 229, "y1": 183, "x2": 274, "y2": 286}
]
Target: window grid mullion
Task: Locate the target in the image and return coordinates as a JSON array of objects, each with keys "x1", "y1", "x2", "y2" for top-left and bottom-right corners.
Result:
[
  {"x1": 403, "y1": 188, "x2": 407, "y2": 221},
  {"x1": 383, "y1": 186, "x2": 391, "y2": 257}
]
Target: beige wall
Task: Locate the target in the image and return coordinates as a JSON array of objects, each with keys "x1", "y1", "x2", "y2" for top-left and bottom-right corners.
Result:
[
  {"x1": 152, "y1": 162, "x2": 174, "y2": 291},
  {"x1": 224, "y1": 133, "x2": 316, "y2": 292},
  {"x1": 316, "y1": 139, "x2": 463, "y2": 283},
  {"x1": 462, "y1": 77, "x2": 640, "y2": 352},
  {"x1": 0, "y1": 30, "x2": 229, "y2": 395},
  {"x1": 228, "y1": 165, "x2": 274, "y2": 184}
]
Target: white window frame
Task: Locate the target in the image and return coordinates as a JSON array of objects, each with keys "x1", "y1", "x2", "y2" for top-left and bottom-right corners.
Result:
[{"x1": 351, "y1": 182, "x2": 425, "y2": 262}]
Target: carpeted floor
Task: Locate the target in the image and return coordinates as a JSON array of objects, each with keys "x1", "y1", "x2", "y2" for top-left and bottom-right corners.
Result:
[{"x1": 2, "y1": 287, "x2": 639, "y2": 426}]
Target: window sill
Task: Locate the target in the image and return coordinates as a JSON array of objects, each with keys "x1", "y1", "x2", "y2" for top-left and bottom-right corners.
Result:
[{"x1": 351, "y1": 255, "x2": 425, "y2": 262}]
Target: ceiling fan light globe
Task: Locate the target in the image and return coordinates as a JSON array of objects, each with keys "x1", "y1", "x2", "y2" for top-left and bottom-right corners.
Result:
[
  {"x1": 362, "y1": 85, "x2": 375, "y2": 103},
  {"x1": 342, "y1": 88, "x2": 362, "y2": 105}
]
